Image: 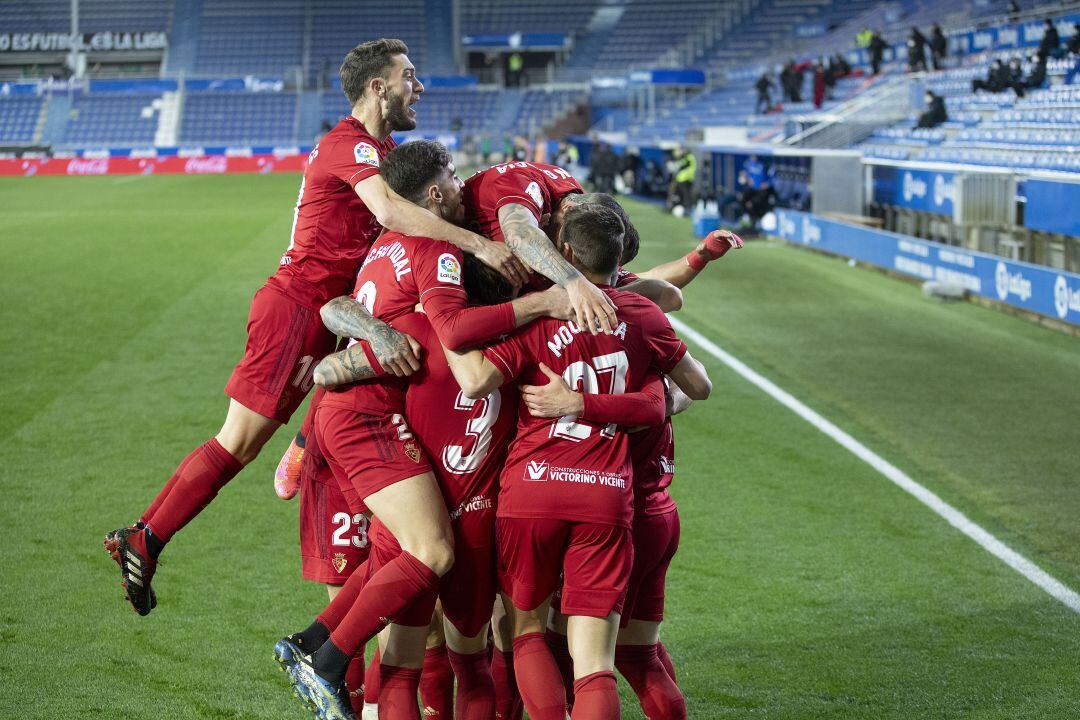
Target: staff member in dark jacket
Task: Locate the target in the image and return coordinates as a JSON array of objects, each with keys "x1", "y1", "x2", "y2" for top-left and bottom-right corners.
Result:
[
  {"x1": 916, "y1": 90, "x2": 947, "y2": 128},
  {"x1": 1038, "y1": 19, "x2": 1060, "y2": 60},
  {"x1": 869, "y1": 30, "x2": 887, "y2": 75},
  {"x1": 908, "y1": 27, "x2": 928, "y2": 72},
  {"x1": 930, "y1": 24, "x2": 948, "y2": 70}
]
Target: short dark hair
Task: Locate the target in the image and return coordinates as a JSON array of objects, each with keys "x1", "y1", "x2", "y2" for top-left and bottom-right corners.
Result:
[
  {"x1": 575, "y1": 193, "x2": 640, "y2": 265},
  {"x1": 562, "y1": 204, "x2": 624, "y2": 277},
  {"x1": 381, "y1": 140, "x2": 452, "y2": 205},
  {"x1": 463, "y1": 253, "x2": 514, "y2": 305},
  {"x1": 340, "y1": 38, "x2": 409, "y2": 106}
]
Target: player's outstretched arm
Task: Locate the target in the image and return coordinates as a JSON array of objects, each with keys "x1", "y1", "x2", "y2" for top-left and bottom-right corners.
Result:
[
  {"x1": 637, "y1": 229, "x2": 744, "y2": 289},
  {"x1": 667, "y1": 381, "x2": 694, "y2": 416},
  {"x1": 442, "y1": 346, "x2": 504, "y2": 400},
  {"x1": 521, "y1": 365, "x2": 666, "y2": 427},
  {"x1": 618, "y1": 278, "x2": 684, "y2": 312},
  {"x1": 498, "y1": 203, "x2": 618, "y2": 335},
  {"x1": 355, "y1": 174, "x2": 529, "y2": 286},
  {"x1": 320, "y1": 296, "x2": 421, "y2": 377},
  {"x1": 312, "y1": 342, "x2": 384, "y2": 387},
  {"x1": 666, "y1": 351, "x2": 712, "y2": 400}
]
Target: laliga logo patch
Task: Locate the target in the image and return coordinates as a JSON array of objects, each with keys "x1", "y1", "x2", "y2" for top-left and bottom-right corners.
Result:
[
  {"x1": 525, "y1": 460, "x2": 549, "y2": 481},
  {"x1": 404, "y1": 438, "x2": 422, "y2": 463},
  {"x1": 437, "y1": 253, "x2": 462, "y2": 285},
  {"x1": 332, "y1": 553, "x2": 348, "y2": 573},
  {"x1": 354, "y1": 142, "x2": 379, "y2": 166},
  {"x1": 995, "y1": 262, "x2": 1010, "y2": 301},
  {"x1": 525, "y1": 181, "x2": 544, "y2": 210}
]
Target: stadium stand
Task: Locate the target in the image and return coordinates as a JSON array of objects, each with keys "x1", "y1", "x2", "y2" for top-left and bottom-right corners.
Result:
[
  {"x1": 0, "y1": 96, "x2": 44, "y2": 144},
  {"x1": 0, "y1": 0, "x2": 172, "y2": 33},
  {"x1": 179, "y1": 91, "x2": 298, "y2": 145},
  {"x1": 61, "y1": 92, "x2": 160, "y2": 147}
]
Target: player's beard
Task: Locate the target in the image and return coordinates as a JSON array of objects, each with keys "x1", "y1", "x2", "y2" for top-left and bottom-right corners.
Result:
[{"x1": 385, "y1": 90, "x2": 416, "y2": 131}]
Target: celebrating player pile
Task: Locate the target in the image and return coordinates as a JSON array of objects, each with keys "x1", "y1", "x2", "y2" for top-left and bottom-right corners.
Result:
[{"x1": 104, "y1": 36, "x2": 743, "y2": 720}]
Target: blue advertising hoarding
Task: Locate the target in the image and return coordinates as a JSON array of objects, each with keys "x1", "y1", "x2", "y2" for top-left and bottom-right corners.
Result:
[
  {"x1": 872, "y1": 165, "x2": 957, "y2": 216},
  {"x1": 1025, "y1": 178, "x2": 1080, "y2": 237},
  {"x1": 773, "y1": 209, "x2": 1080, "y2": 326}
]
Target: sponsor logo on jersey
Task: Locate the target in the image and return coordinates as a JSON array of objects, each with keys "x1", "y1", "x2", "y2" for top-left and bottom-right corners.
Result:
[
  {"x1": 659, "y1": 455, "x2": 675, "y2": 475},
  {"x1": 332, "y1": 553, "x2": 348, "y2": 573},
  {"x1": 544, "y1": 465, "x2": 627, "y2": 488},
  {"x1": 449, "y1": 494, "x2": 494, "y2": 521},
  {"x1": 525, "y1": 460, "x2": 549, "y2": 481},
  {"x1": 437, "y1": 253, "x2": 462, "y2": 285},
  {"x1": 524, "y1": 181, "x2": 544, "y2": 210},
  {"x1": 354, "y1": 142, "x2": 379, "y2": 166}
]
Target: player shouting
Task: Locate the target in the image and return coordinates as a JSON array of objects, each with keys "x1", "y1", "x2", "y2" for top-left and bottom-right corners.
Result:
[
  {"x1": 103, "y1": 39, "x2": 529, "y2": 616},
  {"x1": 443, "y1": 204, "x2": 712, "y2": 719}
]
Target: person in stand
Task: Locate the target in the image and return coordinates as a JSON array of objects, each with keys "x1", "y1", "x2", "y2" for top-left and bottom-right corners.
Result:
[
  {"x1": 1038, "y1": 19, "x2": 1060, "y2": 61},
  {"x1": 779, "y1": 61, "x2": 796, "y2": 102},
  {"x1": 1023, "y1": 54, "x2": 1048, "y2": 93},
  {"x1": 972, "y1": 59, "x2": 1008, "y2": 93},
  {"x1": 1067, "y1": 23, "x2": 1080, "y2": 55},
  {"x1": 870, "y1": 30, "x2": 887, "y2": 76},
  {"x1": 1007, "y1": 0, "x2": 1020, "y2": 24},
  {"x1": 812, "y1": 61, "x2": 826, "y2": 108},
  {"x1": 907, "y1": 26, "x2": 928, "y2": 72},
  {"x1": 755, "y1": 72, "x2": 775, "y2": 113},
  {"x1": 915, "y1": 90, "x2": 947, "y2": 129},
  {"x1": 1006, "y1": 57, "x2": 1027, "y2": 97},
  {"x1": 930, "y1": 24, "x2": 948, "y2": 71}
]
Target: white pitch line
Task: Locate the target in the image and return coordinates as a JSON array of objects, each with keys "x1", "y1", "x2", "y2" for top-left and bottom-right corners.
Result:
[{"x1": 669, "y1": 315, "x2": 1080, "y2": 614}]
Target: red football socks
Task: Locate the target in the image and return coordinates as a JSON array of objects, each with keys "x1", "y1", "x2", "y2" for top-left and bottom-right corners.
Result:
[
  {"x1": 511, "y1": 633, "x2": 568, "y2": 720},
  {"x1": 327, "y1": 551, "x2": 440, "y2": 658},
  {"x1": 139, "y1": 452, "x2": 194, "y2": 526},
  {"x1": 544, "y1": 629, "x2": 575, "y2": 708},
  {"x1": 447, "y1": 648, "x2": 495, "y2": 720},
  {"x1": 491, "y1": 649, "x2": 523, "y2": 720},
  {"x1": 316, "y1": 559, "x2": 369, "y2": 631},
  {"x1": 379, "y1": 664, "x2": 423, "y2": 720},
  {"x1": 570, "y1": 671, "x2": 620, "y2": 720},
  {"x1": 656, "y1": 641, "x2": 677, "y2": 684},
  {"x1": 142, "y1": 438, "x2": 244, "y2": 543},
  {"x1": 615, "y1": 644, "x2": 686, "y2": 719},
  {"x1": 345, "y1": 652, "x2": 367, "y2": 718},
  {"x1": 365, "y1": 647, "x2": 382, "y2": 705},
  {"x1": 420, "y1": 645, "x2": 454, "y2": 718}
]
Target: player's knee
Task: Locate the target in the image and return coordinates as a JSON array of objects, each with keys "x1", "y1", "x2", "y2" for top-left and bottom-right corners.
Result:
[{"x1": 408, "y1": 535, "x2": 454, "y2": 576}]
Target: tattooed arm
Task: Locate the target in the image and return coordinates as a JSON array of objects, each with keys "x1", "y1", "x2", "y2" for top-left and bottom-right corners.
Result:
[
  {"x1": 313, "y1": 344, "x2": 378, "y2": 388},
  {"x1": 320, "y1": 296, "x2": 422, "y2": 377},
  {"x1": 497, "y1": 202, "x2": 618, "y2": 335}
]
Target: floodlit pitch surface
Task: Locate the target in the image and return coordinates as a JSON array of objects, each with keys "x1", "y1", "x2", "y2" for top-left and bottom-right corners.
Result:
[{"x1": 1, "y1": 175, "x2": 1079, "y2": 719}]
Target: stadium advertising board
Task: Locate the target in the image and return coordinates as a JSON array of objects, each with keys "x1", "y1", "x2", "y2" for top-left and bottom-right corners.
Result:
[
  {"x1": 1024, "y1": 178, "x2": 1080, "y2": 237},
  {"x1": 0, "y1": 31, "x2": 167, "y2": 53},
  {"x1": 774, "y1": 208, "x2": 1080, "y2": 326},
  {"x1": 0, "y1": 154, "x2": 307, "y2": 176},
  {"x1": 872, "y1": 165, "x2": 956, "y2": 215}
]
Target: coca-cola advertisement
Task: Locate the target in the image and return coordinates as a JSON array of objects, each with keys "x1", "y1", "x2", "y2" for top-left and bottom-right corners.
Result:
[{"x1": 0, "y1": 154, "x2": 308, "y2": 177}]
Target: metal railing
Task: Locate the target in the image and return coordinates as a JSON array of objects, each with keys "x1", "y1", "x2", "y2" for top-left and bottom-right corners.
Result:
[{"x1": 782, "y1": 74, "x2": 913, "y2": 148}]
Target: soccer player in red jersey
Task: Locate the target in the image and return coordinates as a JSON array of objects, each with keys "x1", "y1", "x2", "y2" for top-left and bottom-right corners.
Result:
[
  {"x1": 276, "y1": 141, "x2": 571, "y2": 719},
  {"x1": 104, "y1": 39, "x2": 529, "y2": 617},
  {"x1": 442, "y1": 204, "x2": 712, "y2": 720},
  {"x1": 520, "y1": 227, "x2": 743, "y2": 719},
  {"x1": 463, "y1": 160, "x2": 621, "y2": 335}
]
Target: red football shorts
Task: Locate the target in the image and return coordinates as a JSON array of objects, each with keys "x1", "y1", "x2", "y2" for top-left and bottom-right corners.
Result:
[
  {"x1": 315, "y1": 405, "x2": 432, "y2": 502},
  {"x1": 364, "y1": 513, "x2": 497, "y2": 638},
  {"x1": 496, "y1": 517, "x2": 633, "y2": 618},
  {"x1": 225, "y1": 285, "x2": 337, "y2": 424},
  {"x1": 299, "y1": 438, "x2": 371, "y2": 585},
  {"x1": 621, "y1": 508, "x2": 680, "y2": 625}
]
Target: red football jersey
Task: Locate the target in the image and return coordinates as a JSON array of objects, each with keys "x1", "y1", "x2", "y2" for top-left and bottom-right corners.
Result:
[
  {"x1": 394, "y1": 313, "x2": 516, "y2": 543},
  {"x1": 321, "y1": 232, "x2": 514, "y2": 417},
  {"x1": 463, "y1": 161, "x2": 582, "y2": 242},
  {"x1": 482, "y1": 288, "x2": 687, "y2": 528},
  {"x1": 630, "y1": 418, "x2": 676, "y2": 516},
  {"x1": 267, "y1": 116, "x2": 395, "y2": 309}
]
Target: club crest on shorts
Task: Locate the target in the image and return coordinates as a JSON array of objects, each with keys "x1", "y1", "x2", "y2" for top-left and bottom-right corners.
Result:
[
  {"x1": 437, "y1": 253, "x2": 462, "y2": 285},
  {"x1": 353, "y1": 142, "x2": 379, "y2": 166},
  {"x1": 404, "y1": 438, "x2": 422, "y2": 463},
  {"x1": 332, "y1": 553, "x2": 348, "y2": 573}
]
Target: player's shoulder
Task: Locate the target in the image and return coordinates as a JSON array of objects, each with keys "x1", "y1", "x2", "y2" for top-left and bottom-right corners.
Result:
[{"x1": 321, "y1": 119, "x2": 385, "y2": 163}]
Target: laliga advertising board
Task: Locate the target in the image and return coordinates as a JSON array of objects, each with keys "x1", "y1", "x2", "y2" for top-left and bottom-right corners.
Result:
[{"x1": 773, "y1": 208, "x2": 1080, "y2": 327}]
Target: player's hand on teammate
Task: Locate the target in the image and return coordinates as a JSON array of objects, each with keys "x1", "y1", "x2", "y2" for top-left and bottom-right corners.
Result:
[
  {"x1": 475, "y1": 239, "x2": 531, "y2": 288},
  {"x1": 566, "y1": 276, "x2": 618, "y2": 335},
  {"x1": 371, "y1": 327, "x2": 423, "y2": 377},
  {"x1": 521, "y1": 363, "x2": 584, "y2": 417},
  {"x1": 539, "y1": 284, "x2": 574, "y2": 321}
]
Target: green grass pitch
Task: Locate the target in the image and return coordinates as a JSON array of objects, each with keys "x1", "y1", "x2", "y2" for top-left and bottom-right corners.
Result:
[{"x1": 1, "y1": 174, "x2": 1079, "y2": 719}]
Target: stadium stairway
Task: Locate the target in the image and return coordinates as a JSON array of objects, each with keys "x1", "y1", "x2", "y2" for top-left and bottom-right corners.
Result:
[
  {"x1": 298, "y1": 91, "x2": 326, "y2": 145},
  {"x1": 165, "y1": 0, "x2": 202, "y2": 76},
  {"x1": 38, "y1": 94, "x2": 71, "y2": 148},
  {"x1": 490, "y1": 88, "x2": 526, "y2": 134},
  {"x1": 424, "y1": 0, "x2": 457, "y2": 75},
  {"x1": 556, "y1": 3, "x2": 628, "y2": 82}
]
